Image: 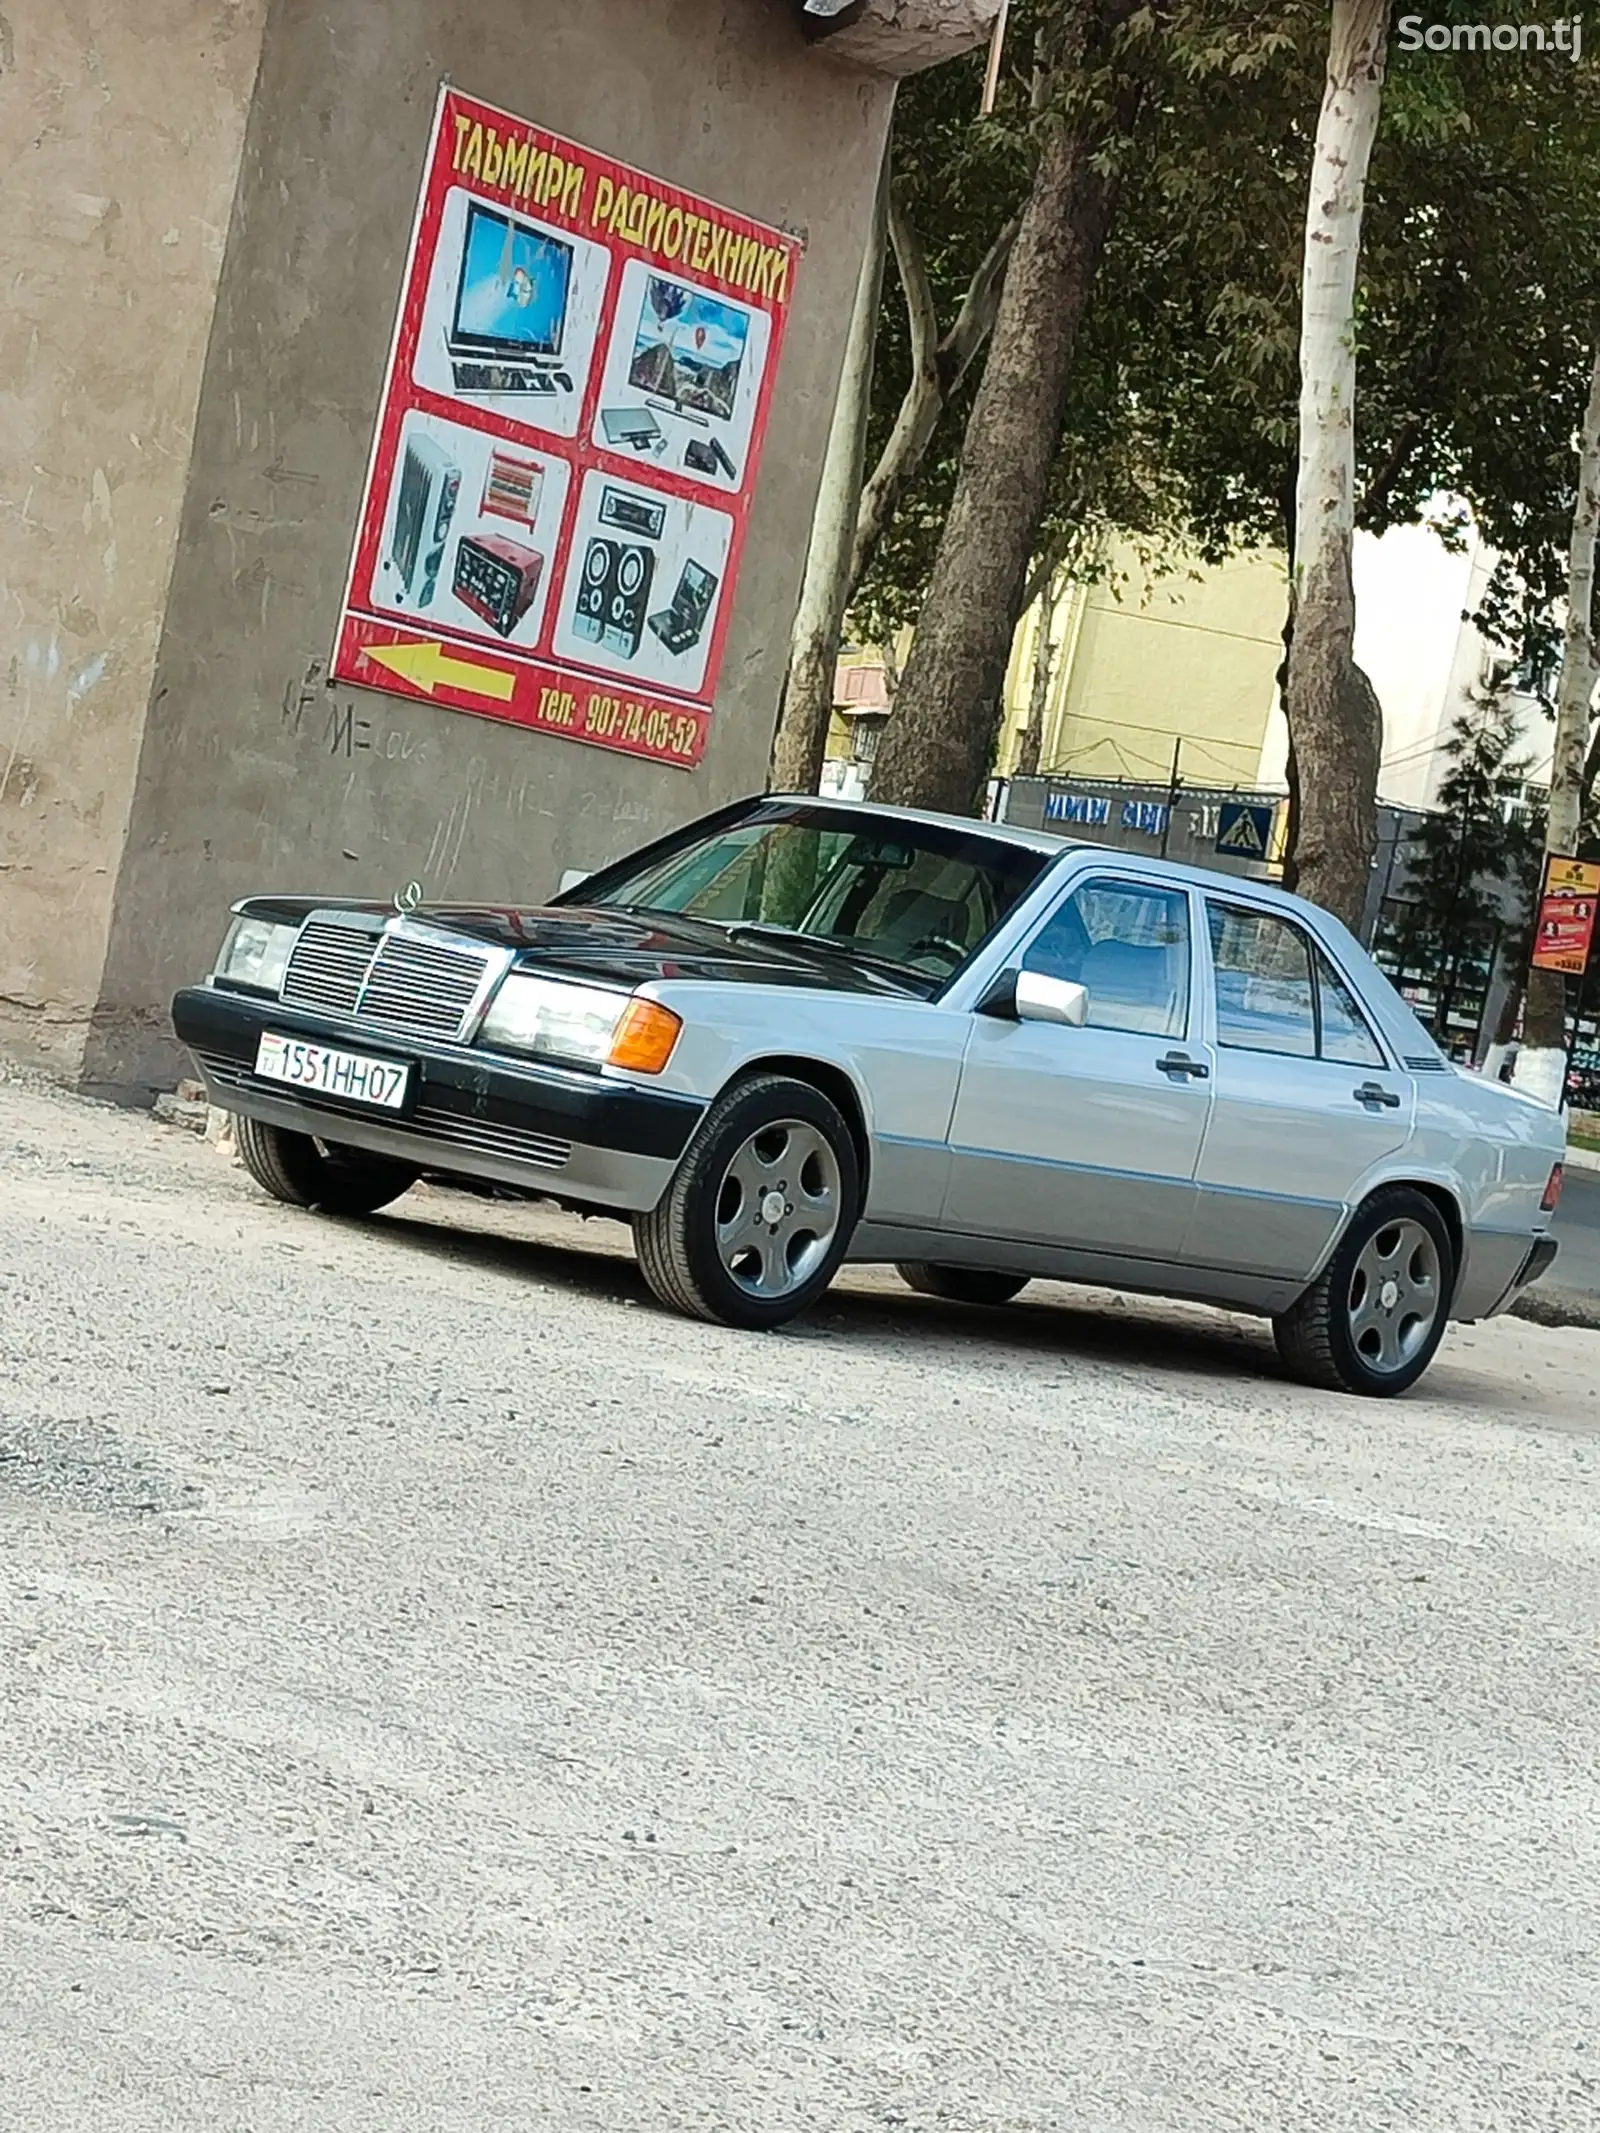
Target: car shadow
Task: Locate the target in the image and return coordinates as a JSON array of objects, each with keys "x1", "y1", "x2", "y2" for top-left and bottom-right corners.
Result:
[
  {"x1": 810, "y1": 1282, "x2": 1286, "y2": 1386},
  {"x1": 369, "y1": 1192, "x2": 1287, "y2": 1390}
]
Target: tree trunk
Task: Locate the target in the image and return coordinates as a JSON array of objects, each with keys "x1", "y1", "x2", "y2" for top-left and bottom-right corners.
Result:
[
  {"x1": 869, "y1": 4, "x2": 1141, "y2": 816},
  {"x1": 769, "y1": 165, "x2": 888, "y2": 793},
  {"x1": 1282, "y1": 0, "x2": 1391, "y2": 931},
  {"x1": 1514, "y1": 334, "x2": 1600, "y2": 1109},
  {"x1": 1481, "y1": 968, "x2": 1524, "y2": 1083},
  {"x1": 1015, "y1": 564, "x2": 1063, "y2": 777}
]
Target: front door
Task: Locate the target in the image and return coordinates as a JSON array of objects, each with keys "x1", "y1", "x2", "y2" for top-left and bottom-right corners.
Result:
[
  {"x1": 942, "y1": 876, "x2": 1214, "y2": 1262},
  {"x1": 1186, "y1": 899, "x2": 1415, "y2": 1278}
]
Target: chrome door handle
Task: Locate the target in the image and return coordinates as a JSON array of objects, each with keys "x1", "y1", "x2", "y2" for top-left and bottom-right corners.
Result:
[
  {"x1": 1157, "y1": 1052, "x2": 1210, "y2": 1080},
  {"x1": 1354, "y1": 1081, "x2": 1401, "y2": 1109}
]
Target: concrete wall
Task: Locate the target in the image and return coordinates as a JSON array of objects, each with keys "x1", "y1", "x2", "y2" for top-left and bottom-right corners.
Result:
[
  {"x1": 0, "y1": 0, "x2": 268, "y2": 1073},
  {"x1": 81, "y1": 0, "x2": 895, "y2": 1097}
]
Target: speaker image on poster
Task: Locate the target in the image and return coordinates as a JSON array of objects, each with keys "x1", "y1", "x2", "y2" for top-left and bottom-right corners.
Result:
[
  {"x1": 553, "y1": 469, "x2": 734, "y2": 693},
  {"x1": 572, "y1": 537, "x2": 655, "y2": 659}
]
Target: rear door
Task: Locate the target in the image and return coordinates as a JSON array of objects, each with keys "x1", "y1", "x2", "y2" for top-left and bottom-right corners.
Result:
[
  {"x1": 1186, "y1": 899, "x2": 1415, "y2": 1279},
  {"x1": 941, "y1": 873, "x2": 1214, "y2": 1262}
]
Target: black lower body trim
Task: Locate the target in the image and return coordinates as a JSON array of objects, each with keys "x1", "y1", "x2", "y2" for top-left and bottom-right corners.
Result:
[
  {"x1": 171, "y1": 985, "x2": 702, "y2": 1161},
  {"x1": 1516, "y1": 1235, "x2": 1559, "y2": 1291}
]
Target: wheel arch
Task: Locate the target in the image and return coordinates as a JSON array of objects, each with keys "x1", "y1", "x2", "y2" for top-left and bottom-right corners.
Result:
[
  {"x1": 1299, "y1": 1174, "x2": 1467, "y2": 1308},
  {"x1": 715, "y1": 1053, "x2": 872, "y2": 1201},
  {"x1": 1403, "y1": 1178, "x2": 1465, "y2": 1289}
]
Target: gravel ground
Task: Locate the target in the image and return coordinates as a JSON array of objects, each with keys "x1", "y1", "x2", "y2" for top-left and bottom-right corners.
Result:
[{"x1": 2, "y1": 1068, "x2": 1597, "y2": 2133}]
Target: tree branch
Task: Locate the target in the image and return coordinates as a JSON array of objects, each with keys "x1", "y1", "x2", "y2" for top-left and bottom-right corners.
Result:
[
  {"x1": 937, "y1": 213, "x2": 1021, "y2": 394},
  {"x1": 1018, "y1": 524, "x2": 1075, "y2": 617},
  {"x1": 849, "y1": 193, "x2": 1020, "y2": 595},
  {"x1": 889, "y1": 180, "x2": 940, "y2": 395}
]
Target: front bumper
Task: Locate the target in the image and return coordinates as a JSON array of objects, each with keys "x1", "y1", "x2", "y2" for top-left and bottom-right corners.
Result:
[{"x1": 171, "y1": 984, "x2": 703, "y2": 1214}]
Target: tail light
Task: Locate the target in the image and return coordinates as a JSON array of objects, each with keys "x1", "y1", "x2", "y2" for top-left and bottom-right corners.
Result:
[{"x1": 1541, "y1": 1163, "x2": 1564, "y2": 1212}]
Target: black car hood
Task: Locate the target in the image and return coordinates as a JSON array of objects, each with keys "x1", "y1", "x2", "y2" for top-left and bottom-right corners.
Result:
[{"x1": 238, "y1": 897, "x2": 924, "y2": 997}]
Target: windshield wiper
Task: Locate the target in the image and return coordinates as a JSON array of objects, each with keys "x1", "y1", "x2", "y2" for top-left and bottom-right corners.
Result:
[{"x1": 720, "y1": 922, "x2": 929, "y2": 993}]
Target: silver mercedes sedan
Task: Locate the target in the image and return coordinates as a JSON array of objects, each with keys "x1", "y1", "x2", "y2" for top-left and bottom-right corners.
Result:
[{"x1": 172, "y1": 794, "x2": 1564, "y2": 1397}]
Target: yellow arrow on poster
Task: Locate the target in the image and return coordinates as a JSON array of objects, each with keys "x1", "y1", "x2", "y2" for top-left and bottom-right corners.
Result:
[{"x1": 363, "y1": 639, "x2": 516, "y2": 703}]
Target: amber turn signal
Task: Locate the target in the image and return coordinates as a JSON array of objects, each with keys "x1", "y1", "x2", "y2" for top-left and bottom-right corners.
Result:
[{"x1": 607, "y1": 999, "x2": 683, "y2": 1074}]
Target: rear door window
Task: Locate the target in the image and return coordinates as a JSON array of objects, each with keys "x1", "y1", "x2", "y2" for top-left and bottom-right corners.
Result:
[{"x1": 1207, "y1": 903, "x2": 1392, "y2": 1067}]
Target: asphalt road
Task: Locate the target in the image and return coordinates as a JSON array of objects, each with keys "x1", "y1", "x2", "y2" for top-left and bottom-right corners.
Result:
[
  {"x1": 1550, "y1": 1164, "x2": 1600, "y2": 1297},
  {"x1": 2, "y1": 1068, "x2": 1598, "y2": 2133}
]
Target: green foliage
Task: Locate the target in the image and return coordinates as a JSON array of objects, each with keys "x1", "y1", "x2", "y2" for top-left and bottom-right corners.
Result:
[
  {"x1": 1385, "y1": 702, "x2": 1545, "y2": 1028},
  {"x1": 851, "y1": 0, "x2": 1600, "y2": 648}
]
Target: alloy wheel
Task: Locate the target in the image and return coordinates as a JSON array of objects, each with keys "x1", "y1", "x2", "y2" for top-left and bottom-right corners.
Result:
[
  {"x1": 714, "y1": 1118, "x2": 842, "y2": 1300},
  {"x1": 1347, "y1": 1217, "x2": 1442, "y2": 1376}
]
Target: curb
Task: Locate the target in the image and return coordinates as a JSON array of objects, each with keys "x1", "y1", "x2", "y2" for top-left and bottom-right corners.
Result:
[
  {"x1": 1509, "y1": 1284, "x2": 1600, "y2": 1333},
  {"x1": 1564, "y1": 1143, "x2": 1600, "y2": 1174}
]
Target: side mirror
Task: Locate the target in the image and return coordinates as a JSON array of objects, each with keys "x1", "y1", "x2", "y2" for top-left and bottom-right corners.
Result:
[{"x1": 1015, "y1": 970, "x2": 1089, "y2": 1028}]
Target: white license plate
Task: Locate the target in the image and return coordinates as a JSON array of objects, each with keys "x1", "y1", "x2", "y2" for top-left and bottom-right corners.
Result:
[{"x1": 254, "y1": 1032, "x2": 412, "y2": 1111}]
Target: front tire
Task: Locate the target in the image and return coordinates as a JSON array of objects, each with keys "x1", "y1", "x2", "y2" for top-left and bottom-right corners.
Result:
[
  {"x1": 896, "y1": 1263, "x2": 1030, "y2": 1308},
  {"x1": 1273, "y1": 1187, "x2": 1454, "y2": 1397},
  {"x1": 633, "y1": 1074, "x2": 861, "y2": 1329},
  {"x1": 234, "y1": 1115, "x2": 419, "y2": 1217}
]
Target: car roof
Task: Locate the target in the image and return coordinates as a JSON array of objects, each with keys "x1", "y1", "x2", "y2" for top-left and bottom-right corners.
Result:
[
  {"x1": 768, "y1": 791, "x2": 1332, "y2": 915},
  {"x1": 765, "y1": 791, "x2": 1076, "y2": 859}
]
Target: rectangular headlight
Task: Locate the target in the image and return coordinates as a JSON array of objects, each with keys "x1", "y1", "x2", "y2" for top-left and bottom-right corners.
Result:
[
  {"x1": 215, "y1": 917, "x2": 298, "y2": 995},
  {"x1": 480, "y1": 974, "x2": 632, "y2": 1067}
]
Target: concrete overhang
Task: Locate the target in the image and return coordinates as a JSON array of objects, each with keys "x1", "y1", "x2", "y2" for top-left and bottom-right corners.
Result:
[{"x1": 792, "y1": 0, "x2": 1004, "y2": 77}]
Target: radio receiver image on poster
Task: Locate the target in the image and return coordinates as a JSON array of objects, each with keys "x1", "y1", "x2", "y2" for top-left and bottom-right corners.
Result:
[{"x1": 331, "y1": 85, "x2": 802, "y2": 769}]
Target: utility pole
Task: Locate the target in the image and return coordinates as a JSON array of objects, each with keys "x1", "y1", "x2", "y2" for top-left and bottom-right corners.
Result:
[{"x1": 1159, "y1": 736, "x2": 1182, "y2": 860}]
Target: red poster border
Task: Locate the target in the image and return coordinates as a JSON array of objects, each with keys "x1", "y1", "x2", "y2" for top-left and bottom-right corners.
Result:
[{"x1": 332, "y1": 85, "x2": 803, "y2": 769}]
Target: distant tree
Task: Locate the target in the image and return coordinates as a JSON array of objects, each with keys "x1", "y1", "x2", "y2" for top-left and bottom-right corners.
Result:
[{"x1": 1388, "y1": 702, "x2": 1541, "y2": 1046}]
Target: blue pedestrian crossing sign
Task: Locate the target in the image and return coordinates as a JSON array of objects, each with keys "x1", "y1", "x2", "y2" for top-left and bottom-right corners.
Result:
[{"x1": 1216, "y1": 802, "x2": 1274, "y2": 860}]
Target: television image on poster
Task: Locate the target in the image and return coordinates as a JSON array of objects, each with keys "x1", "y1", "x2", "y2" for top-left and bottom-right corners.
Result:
[
  {"x1": 627, "y1": 277, "x2": 749, "y2": 422},
  {"x1": 450, "y1": 203, "x2": 574, "y2": 361}
]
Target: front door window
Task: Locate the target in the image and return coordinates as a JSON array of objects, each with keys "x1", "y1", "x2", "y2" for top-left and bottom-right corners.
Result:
[{"x1": 1023, "y1": 881, "x2": 1191, "y2": 1039}]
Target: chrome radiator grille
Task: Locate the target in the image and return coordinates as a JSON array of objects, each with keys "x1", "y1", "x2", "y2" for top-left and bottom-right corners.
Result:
[
  {"x1": 280, "y1": 921, "x2": 375, "y2": 1017},
  {"x1": 280, "y1": 919, "x2": 494, "y2": 1042}
]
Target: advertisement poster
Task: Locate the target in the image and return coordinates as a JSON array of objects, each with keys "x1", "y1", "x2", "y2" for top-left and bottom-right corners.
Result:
[
  {"x1": 1531, "y1": 854, "x2": 1600, "y2": 976},
  {"x1": 332, "y1": 86, "x2": 803, "y2": 769}
]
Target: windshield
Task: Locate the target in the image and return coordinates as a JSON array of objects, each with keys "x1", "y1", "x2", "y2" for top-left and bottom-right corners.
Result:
[{"x1": 576, "y1": 803, "x2": 1050, "y2": 987}]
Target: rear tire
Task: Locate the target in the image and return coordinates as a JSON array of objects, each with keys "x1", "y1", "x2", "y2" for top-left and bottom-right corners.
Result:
[
  {"x1": 1273, "y1": 1186, "x2": 1454, "y2": 1397},
  {"x1": 895, "y1": 1263, "x2": 1029, "y2": 1308},
  {"x1": 633, "y1": 1073, "x2": 860, "y2": 1329},
  {"x1": 234, "y1": 1115, "x2": 419, "y2": 1217}
]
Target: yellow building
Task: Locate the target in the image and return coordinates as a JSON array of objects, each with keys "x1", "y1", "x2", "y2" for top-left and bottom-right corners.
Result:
[
  {"x1": 823, "y1": 539, "x2": 1289, "y2": 800},
  {"x1": 999, "y1": 538, "x2": 1288, "y2": 787}
]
